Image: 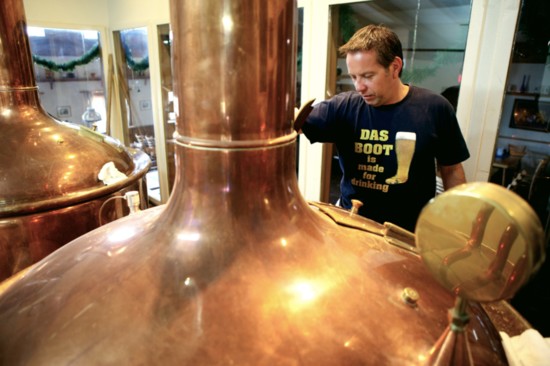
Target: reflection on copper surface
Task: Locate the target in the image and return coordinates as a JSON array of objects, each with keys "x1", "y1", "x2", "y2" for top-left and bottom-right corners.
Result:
[
  {"x1": 285, "y1": 279, "x2": 324, "y2": 309},
  {"x1": 107, "y1": 227, "x2": 138, "y2": 243}
]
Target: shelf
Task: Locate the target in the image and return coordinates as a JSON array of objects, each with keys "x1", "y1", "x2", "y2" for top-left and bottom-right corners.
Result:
[
  {"x1": 497, "y1": 135, "x2": 550, "y2": 143},
  {"x1": 506, "y1": 92, "x2": 550, "y2": 99}
]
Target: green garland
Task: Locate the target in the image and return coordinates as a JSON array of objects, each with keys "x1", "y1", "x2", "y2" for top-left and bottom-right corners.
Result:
[
  {"x1": 32, "y1": 38, "x2": 149, "y2": 73},
  {"x1": 121, "y1": 40, "x2": 149, "y2": 72},
  {"x1": 32, "y1": 44, "x2": 100, "y2": 72}
]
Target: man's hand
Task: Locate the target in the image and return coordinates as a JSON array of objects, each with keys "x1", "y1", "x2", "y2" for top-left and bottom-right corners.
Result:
[{"x1": 293, "y1": 98, "x2": 315, "y2": 133}]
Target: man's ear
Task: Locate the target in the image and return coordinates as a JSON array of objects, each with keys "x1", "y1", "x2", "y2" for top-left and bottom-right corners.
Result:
[{"x1": 392, "y1": 57, "x2": 403, "y2": 78}]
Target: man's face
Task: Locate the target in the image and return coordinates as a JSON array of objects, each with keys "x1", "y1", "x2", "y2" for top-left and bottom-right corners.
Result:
[{"x1": 346, "y1": 50, "x2": 400, "y2": 107}]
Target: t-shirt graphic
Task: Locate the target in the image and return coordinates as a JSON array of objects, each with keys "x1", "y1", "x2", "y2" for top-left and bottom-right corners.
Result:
[{"x1": 386, "y1": 131, "x2": 416, "y2": 185}]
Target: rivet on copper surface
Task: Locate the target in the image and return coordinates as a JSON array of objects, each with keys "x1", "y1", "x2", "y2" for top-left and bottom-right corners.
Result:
[{"x1": 402, "y1": 287, "x2": 420, "y2": 306}]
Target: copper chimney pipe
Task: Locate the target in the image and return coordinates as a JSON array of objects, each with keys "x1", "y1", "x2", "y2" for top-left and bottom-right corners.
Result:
[
  {"x1": 0, "y1": 0, "x2": 534, "y2": 364},
  {"x1": 0, "y1": 0, "x2": 150, "y2": 280}
]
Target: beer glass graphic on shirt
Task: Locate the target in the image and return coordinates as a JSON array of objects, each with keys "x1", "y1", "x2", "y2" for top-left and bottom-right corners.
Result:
[{"x1": 386, "y1": 132, "x2": 416, "y2": 184}]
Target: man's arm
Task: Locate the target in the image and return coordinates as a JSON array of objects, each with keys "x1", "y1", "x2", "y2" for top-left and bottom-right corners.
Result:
[{"x1": 439, "y1": 163, "x2": 467, "y2": 190}]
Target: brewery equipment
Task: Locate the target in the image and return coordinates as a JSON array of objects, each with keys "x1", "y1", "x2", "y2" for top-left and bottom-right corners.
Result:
[
  {"x1": 0, "y1": 0, "x2": 151, "y2": 280},
  {"x1": 0, "y1": 0, "x2": 544, "y2": 364}
]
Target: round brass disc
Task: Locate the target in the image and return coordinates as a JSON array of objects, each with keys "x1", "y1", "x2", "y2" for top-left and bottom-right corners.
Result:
[{"x1": 415, "y1": 182, "x2": 545, "y2": 302}]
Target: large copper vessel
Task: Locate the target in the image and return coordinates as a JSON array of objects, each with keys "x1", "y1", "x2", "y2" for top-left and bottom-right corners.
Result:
[
  {"x1": 0, "y1": 0, "x2": 543, "y2": 364},
  {"x1": 0, "y1": 0, "x2": 150, "y2": 280}
]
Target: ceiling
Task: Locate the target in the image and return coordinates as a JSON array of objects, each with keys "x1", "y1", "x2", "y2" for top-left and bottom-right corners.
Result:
[
  {"x1": 342, "y1": 0, "x2": 472, "y2": 49},
  {"x1": 28, "y1": 1, "x2": 475, "y2": 57}
]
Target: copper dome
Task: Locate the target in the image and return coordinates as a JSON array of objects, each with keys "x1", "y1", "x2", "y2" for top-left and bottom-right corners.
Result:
[{"x1": 0, "y1": 0, "x2": 150, "y2": 280}]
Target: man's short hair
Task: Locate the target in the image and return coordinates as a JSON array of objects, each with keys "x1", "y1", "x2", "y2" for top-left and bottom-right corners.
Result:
[{"x1": 338, "y1": 24, "x2": 404, "y2": 75}]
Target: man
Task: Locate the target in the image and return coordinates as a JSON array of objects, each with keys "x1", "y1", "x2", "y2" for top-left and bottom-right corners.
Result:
[{"x1": 298, "y1": 24, "x2": 469, "y2": 232}]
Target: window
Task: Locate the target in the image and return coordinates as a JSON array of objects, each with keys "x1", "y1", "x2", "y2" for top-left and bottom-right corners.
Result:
[
  {"x1": 28, "y1": 27, "x2": 107, "y2": 133},
  {"x1": 113, "y1": 27, "x2": 161, "y2": 204}
]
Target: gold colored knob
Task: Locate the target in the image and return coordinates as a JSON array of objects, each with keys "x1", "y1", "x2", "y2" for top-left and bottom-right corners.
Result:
[
  {"x1": 350, "y1": 199, "x2": 364, "y2": 215},
  {"x1": 402, "y1": 287, "x2": 419, "y2": 306}
]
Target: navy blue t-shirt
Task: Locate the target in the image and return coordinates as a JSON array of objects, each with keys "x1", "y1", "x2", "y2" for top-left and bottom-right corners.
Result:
[{"x1": 302, "y1": 86, "x2": 470, "y2": 232}]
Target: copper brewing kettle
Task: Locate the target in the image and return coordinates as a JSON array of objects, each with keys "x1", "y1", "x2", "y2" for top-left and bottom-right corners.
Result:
[
  {"x1": 0, "y1": 0, "x2": 150, "y2": 280},
  {"x1": 0, "y1": 0, "x2": 544, "y2": 365}
]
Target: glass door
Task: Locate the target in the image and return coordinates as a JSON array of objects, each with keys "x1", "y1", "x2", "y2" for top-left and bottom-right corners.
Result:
[
  {"x1": 113, "y1": 27, "x2": 160, "y2": 204},
  {"x1": 157, "y1": 23, "x2": 176, "y2": 193}
]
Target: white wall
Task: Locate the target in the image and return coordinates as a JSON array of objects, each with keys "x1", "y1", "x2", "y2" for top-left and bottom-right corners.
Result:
[
  {"x1": 23, "y1": 0, "x2": 170, "y2": 28},
  {"x1": 23, "y1": 0, "x2": 109, "y2": 27},
  {"x1": 106, "y1": 0, "x2": 169, "y2": 30}
]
